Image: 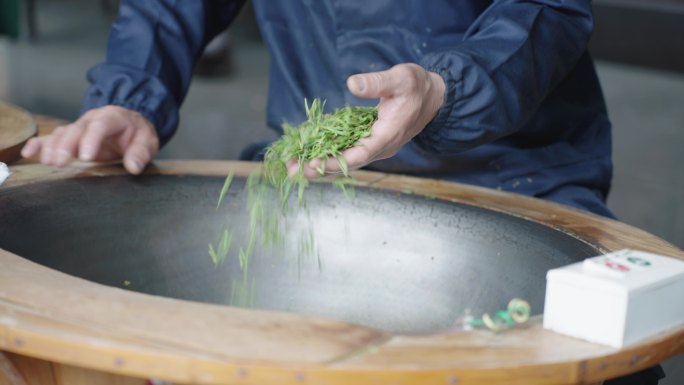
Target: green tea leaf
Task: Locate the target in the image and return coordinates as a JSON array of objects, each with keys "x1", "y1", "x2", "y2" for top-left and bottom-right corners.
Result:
[
  {"x1": 216, "y1": 170, "x2": 235, "y2": 209},
  {"x1": 215, "y1": 98, "x2": 378, "y2": 305},
  {"x1": 336, "y1": 155, "x2": 348, "y2": 177},
  {"x1": 208, "y1": 243, "x2": 220, "y2": 267},
  {"x1": 218, "y1": 229, "x2": 232, "y2": 258}
]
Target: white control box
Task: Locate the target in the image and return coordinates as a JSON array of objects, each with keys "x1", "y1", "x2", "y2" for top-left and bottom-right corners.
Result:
[{"x1": 543, "y1": 249, "x2": 684, "y2": 348}]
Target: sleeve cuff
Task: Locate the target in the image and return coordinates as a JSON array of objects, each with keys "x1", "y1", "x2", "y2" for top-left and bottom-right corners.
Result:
[
  {"x1": 80, "y1": 63, "x2": 180, "y2": 146},
  {"x1": 415, "y1": 61, "x2": 461, "y2": 154}
]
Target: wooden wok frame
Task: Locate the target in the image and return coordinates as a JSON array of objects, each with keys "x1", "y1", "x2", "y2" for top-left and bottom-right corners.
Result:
[{"x1": 0, "y1": 160, "x2": 682, "y2": 385}]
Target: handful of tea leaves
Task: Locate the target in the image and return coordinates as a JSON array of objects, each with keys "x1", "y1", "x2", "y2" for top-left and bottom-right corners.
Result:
[
  {"x1": 210, "y1": 99, "x2": 378, "y2": 303},
  {"x1": 262, "y1": 99, "x2": 377, "y2": 207}
]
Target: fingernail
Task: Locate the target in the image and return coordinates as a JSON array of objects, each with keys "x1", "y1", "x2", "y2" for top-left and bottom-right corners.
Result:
[
  {"x1": 351, "y1": 76, "x2": 366, "y2": 93},
  {"x1": 130, "y1": 160, "x2": 143, "y2": 174},
  {"x1": 80, "y1": 147, "x2": 94, "y2": 161}
]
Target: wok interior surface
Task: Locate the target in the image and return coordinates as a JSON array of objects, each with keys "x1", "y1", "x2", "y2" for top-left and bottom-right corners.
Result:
[{"x1": 0, "y1": 175, "x2": 600, "y2": 334}]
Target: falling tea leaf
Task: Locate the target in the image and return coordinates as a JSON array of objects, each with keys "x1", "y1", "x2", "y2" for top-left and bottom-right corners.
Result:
[
  {"x1": 216, "y1": 170, "x2": 235, "y2": 209},
  {"x1": 211, "y1": 98, "x2": 378, "y2": 306}
]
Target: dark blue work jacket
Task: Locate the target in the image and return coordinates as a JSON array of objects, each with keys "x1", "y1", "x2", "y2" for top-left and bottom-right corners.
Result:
[{"x1": 82, "y1": 0, "x2": 614, "y2": 217}]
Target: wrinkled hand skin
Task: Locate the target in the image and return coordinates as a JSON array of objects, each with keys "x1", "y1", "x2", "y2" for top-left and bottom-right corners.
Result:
[
  {"x1": 294, "y1": 63, "x2": 445, "y2": 179},
  {"x1": 21, "y1": 105, "x2": 159, "y2": 175}
]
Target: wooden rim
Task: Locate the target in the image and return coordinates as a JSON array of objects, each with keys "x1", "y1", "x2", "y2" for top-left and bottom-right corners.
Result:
[
  {"x1": 0, "y1": 103, "x2": 37, "y2": 164},
  {"x1": 1, "y1": 160, "x2": 683, "y2": 385}
]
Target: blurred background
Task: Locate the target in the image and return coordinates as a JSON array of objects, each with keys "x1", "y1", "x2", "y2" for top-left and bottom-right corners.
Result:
[{"x1": 0, "y1": 0, "x2": 683, "y2": 382}]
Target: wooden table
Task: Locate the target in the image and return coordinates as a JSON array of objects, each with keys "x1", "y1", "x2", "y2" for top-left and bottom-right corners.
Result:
[
  {"x1": 0, "y1": 103, "x2": 37, "y2": 164},
  {"x1": 1, "y1": 159, "x2": 683, "y2": 385}
]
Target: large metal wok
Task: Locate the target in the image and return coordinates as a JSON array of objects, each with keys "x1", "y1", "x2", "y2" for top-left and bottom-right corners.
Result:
[{"x1": 0, "y1": 172, "x2": 599, "y2": 334}]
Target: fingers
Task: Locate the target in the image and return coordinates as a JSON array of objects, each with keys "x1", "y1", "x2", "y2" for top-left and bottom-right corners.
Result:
[
  {"x1": 21, "y1": 136, "x2": 43, "y2": 159},
  {"x1": 38, "y1": 125, "x2": 67, "y2": 164},
  {"x1": 52, "y1": 124, "x2": 86, "y2": 166},
  {"x1": 20, "y1": 106, "x2": 158, "y2": 176},
  {"x1": 78, "y1": 119, "x2": 116, "y2": 161},
  {"x1": 122, "y1": 126, "x2": 158, "y2": 175},
  {"x1": 326, "y1": 121, "x2": 392, "y2": 172},
  {"x1": 24, "y1": 118, "x2": 117, "y2": 166},
  {"x1": 21, "y1": 126, "x2": 71, "y2": 162}
]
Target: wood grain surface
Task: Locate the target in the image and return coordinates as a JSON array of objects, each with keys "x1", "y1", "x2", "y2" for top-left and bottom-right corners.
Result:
[
  {"x1": 0, "y1": 352, "x2": 28, "y2": 385},
  {"x1": 0, "y1": 103, "x2": 37, "y2": 164},
  {"x1": 3, "y1": 353, "x2": 54, "y2": 385},
  {"x1": 1, "y1": 161, "x2": 682, "y2": 385}
]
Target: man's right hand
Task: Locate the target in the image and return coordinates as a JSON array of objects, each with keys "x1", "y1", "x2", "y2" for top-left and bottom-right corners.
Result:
[{"x1": 21, "y1": 105, "x2": 159, "y2": 175}]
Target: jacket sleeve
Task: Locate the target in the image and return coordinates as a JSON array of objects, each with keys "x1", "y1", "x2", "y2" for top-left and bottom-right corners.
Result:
[
  {"x1": 416, "y1": 0, "x2": 593, "y2": 154},
  {"x1": 81, "y1": 0, "x2": 246, "y2": 145}
]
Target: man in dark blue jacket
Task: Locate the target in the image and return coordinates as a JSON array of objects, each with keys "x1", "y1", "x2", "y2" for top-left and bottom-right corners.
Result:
[
  {"x1": 19, "y1": 1, "x2": 665, "y2": 382},
  {"x1": 22, "y1": 0, "x2": 615, "y2": 217}
]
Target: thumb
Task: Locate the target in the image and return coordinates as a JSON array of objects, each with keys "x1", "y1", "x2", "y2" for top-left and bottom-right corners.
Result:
[{"x1": 347, "y1": 69, "x2": 397, "y2": 99}]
